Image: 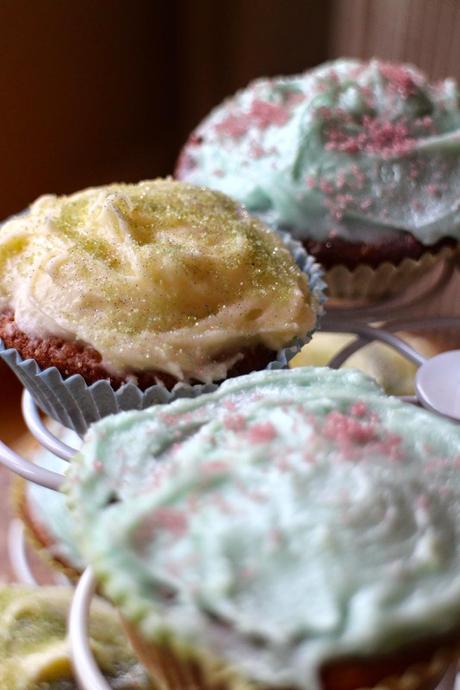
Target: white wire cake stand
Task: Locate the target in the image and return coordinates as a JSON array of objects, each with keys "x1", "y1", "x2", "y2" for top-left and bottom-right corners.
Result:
[{"x1": 2, "y1": 305, "x2": 460, "y2": 689}]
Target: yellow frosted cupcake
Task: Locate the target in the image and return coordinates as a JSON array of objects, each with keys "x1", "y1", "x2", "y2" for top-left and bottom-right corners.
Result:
[
  {"x1": 0, "y1": 584, "x2": 153, "y2": 688},
  {"x1": 0, "y1": 179, "x2": 323, "y2": 432}
]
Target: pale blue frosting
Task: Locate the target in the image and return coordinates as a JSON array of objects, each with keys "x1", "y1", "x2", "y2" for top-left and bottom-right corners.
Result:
[
  {"x1": 65, "y1": 368, "x2": 460, "y2": 689},
  {"x1": 179, "y1": 59, "x2": 460, "y2": 244}
]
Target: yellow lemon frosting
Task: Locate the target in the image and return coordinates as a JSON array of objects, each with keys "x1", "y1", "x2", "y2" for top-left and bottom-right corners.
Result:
[{"x1": 0, "y1": 179, "x2": 316, "y2": 383}]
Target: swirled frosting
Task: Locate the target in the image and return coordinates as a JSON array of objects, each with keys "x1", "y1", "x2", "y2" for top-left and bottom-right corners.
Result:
[
  {"x1": 178, "y1": 59, "x2": 460, "y2": 245},
  {"x1": 66, "y1": 368, "x2": 460, "y2": 689},
  {"x1": 0, "y1": 180, "x2": 316, "y2": 382}
]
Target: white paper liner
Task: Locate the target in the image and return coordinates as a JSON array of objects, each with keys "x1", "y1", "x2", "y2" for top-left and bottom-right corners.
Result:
[
  {"x1": 325, "y1": 247, "x2": 455, "y2": 303},
  {"x1": 0, "y1": 233, "x2": 325, "y2": 435}
]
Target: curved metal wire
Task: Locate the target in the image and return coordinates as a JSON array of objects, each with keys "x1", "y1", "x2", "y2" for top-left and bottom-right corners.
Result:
[
  {"x1": 8, "y1": 519, "x2": 37, "y2": 585},
  {"x1": 326, "y1": 324, "x2": 427, "y2": 369},
  {"x1": 69, "y1": 568, "x2": 112, "y2": 690},
  {"x1": 8, "y1": 518, "x2": 69, "y2": 586},
  {"x1": 0, "y1": 439, "x2": 63, "y2": 489},
  {"x1": 21, "y1": 390, "x2": 78, "y2": 461}
]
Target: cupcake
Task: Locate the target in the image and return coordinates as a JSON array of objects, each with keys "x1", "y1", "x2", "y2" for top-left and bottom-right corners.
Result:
[
  {"x1": 14, "y1": 425, "x2": 84, "y2": 579},
  {"x1": 176, "y1": 59, "x2": 460, "y2": 301},
  {"x1": 65, "y1": 368, "x2": 460, "y2": 690},
  {"x1": 0, "y1": 179, "x2": 323, "y2": 433},
  {"x1": 0, "y1": 584, "x2": 153, "y2": 688}
]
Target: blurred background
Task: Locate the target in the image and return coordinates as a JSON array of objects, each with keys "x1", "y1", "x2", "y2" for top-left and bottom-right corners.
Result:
[{"x1": 1, "y1": 0, "x2": 459, "y2": 220}]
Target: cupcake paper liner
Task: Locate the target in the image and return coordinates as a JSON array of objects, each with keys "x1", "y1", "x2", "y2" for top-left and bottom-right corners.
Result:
[
  {"x1": 325, "y1": 246, "x2": 455, "y2": 303},
  {"x1": 123, "y1": 620, "x2": 459, "y2": 690},
  {"x1": 0, "y1": 232, "x2": 325, "y2": 435}
]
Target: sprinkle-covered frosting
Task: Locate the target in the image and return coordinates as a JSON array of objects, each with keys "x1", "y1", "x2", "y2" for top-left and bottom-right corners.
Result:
[
  {"x1": 0, "y1": 179, "x2": 316, "y2": 382},
  {"x1": 66, "y1": 368, "x2": 460, "y2": 690},
  {"x1": 178, "y1": 59, "x2": 460, "y2": 245},
  {"x1": 0, "y1": 585, "x2": 153, "y2": 688}
]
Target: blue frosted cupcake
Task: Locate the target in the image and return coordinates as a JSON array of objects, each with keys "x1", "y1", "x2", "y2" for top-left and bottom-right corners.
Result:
[
  {"x1": 65, "y1": 368, "x2": 460, "y2": 690},
  {"x1": 177, "y1": 59, "x2": 460, "y2": 300}
]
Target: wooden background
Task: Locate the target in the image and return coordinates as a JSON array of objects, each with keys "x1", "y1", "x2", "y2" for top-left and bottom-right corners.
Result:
[
  {"x1": 0, "y1": 0, "x2": 459, "y2": 219},
  {"x1": 1, "y1": 0, "x2": 460, "y2": 580}
]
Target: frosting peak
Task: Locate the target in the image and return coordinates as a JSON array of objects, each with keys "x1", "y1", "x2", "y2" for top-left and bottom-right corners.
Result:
[
  {"x1": 0, "y1": 179, "x2": 317, "y2": 382},
  {"x1": 178, "y1": 59, "x2": 460, "y2": 245}
]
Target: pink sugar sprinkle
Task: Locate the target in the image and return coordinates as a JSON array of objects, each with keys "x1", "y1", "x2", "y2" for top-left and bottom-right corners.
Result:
[
  {"x1": 416, "y1": 494, "x2": 430, "y2": 511},
  {"x1": 319, "y1": 179, "x2": 335, "y2": 194},
  {"x1": 323, "y1": 411, "x2": 378, "y2": 445},
  {"x1": 424, "y1": 459, "x2": 449, "y2": 473},
  {"x1": 379, "y1": 63, "x2": 419, "y2": 97},
  {"x1": 325, "y1": 115, "x2": 416, "y2": 158},
  {"x1": 214, "y1": 98, "x2": 291, "y2": 139},
  {"x1": 415, "y1": 115, "x2": 433, "y2": 130},
  {"x1": 276, "y1": 457, "x2": 291, "y2": 471},
  {"x1": 336, "y1": 169, "x2": 349, "y2": 190},
  {"x1": 151, "y1": 508, "x2": 188, "y2": 536},
  {"x1": 350, "y1": 402, "x2": 368, "y2": 417},
  {"x1": 427, "y1": 184, "x2": 441, "y2": 196},
  {"x1": 250, "y1": 98, "x2": 290, "y2": 127},
  {"x1": 335, "y1": 193, "x2": 354, "y2": 208},
  {"x1": 247, "y1": 422, "x2": 277, "y2": 443},
  {"x1": 94, "y1": 460, "x2": 103, "y2": 472},
  {"x1": 160, "y1": 414, "x2": 177, "y2": 426},
  {"x1": 215, "y1": 112, "x2": 249, "y2": 138},
  {"x1": 285, "y1": 91, "x2": 305, "y2": 106},
  {"x1": 373, "y1": 434, "x2": 403, "y2": 462},
  {"x1": 201, "y1": 461, "x2": 230, "y2": 475},
  {"x1": 250, "y1": 141, "x2": 267, "y2": 159},
  {"x1": 224, "y1": 414, "x2": 246, "y2": 432}
]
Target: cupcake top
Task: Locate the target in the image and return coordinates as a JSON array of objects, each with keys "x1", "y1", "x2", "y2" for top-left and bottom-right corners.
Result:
[
  {"x1": 0, "y1": 179, "x2": 317, "y2": 383},
  {"x1": 0, "y1": 585, "x2": 153, "y2": 688},
  {"x1": 177, "y1": 59, "x2": 460, "y2": 245},
  {"x1": 66, "y1": 367, "x2": 460, "y2": 690}
]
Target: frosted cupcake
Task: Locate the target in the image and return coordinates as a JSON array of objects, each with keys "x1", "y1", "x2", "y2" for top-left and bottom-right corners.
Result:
[
  {"x1": 0, "y1": 584, "x2": 153, "y2": 688},
  {"x1": 65, "y1": 368, "x2": 460, "y2": 690},
  {"x1": 177, "y1": 59, "x2": 460, "y2": 301},
  {"x1": 0, "y1": 179, "x2": 323, "y2": 433}
]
